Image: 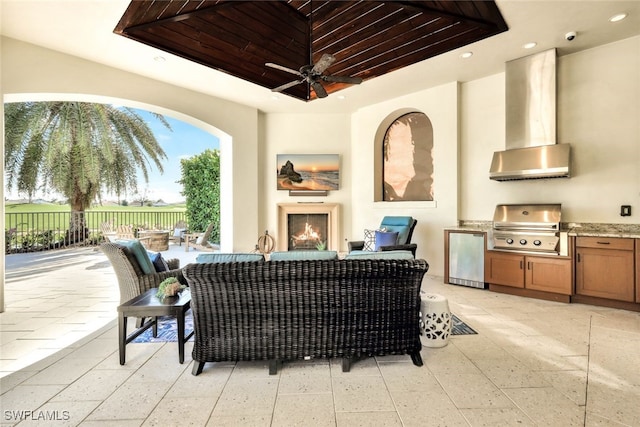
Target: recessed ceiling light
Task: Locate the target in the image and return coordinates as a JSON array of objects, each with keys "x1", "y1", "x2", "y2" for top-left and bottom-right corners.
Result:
[
  {"x1": 609, "y1": 13, "x2": 628, "y2": 23},
  {"x1": 337, "y1": 95, "x2": 346, "y2": 100},
  {"x1": 153, "y1": 56, "x2": 166, "y2": 62},
  {"x1": 271, "y1": 95, "x2": 280, "y2": 100},
  {"x1": 523, "y1": 42, "x2": 537, "y2": 49},
  {"x1": 460, "y1": 52, "x2": 473, "y2": 59}
]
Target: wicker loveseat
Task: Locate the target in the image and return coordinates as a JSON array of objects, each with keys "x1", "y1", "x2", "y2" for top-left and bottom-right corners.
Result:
[{"x1": 183, "y1": 256, "x2": 429, "y2": 375}]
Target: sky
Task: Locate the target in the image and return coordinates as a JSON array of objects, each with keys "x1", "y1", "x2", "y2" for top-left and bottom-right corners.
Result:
[
  {"x1": 5, "y1": 107, "x2": 219, "y2": 204},
  {"x1": 130, "y1": 109, "x2": 219, "y2": 203}
]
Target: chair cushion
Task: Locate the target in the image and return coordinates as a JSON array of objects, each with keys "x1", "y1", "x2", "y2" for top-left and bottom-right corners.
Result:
[
  {"x1": 173, "y1": 228, "x2": 186, "y2": 238},
  {"x1": 269, "y1": 251, "x2": 338, "y2": 261},
  {"x1": 380, "y1": 216, "x2": 414, "y2": 245},
  {"x1": 196, "y1": 253, "x2": 264, "y2": 263},
  {"x1": 345, "y1": 250, "x2": 414, "y2": 260},
  {"x1": 374, "y1": 230, "x2": 399, "y2": 251},
  {"x1": 115, "y1": 239, "x2": 155, "y2": 275}
]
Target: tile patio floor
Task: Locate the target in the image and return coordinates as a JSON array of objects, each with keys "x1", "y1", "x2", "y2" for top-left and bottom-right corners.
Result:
[{"x1": 1, "y1": 245, "x2": 640, "y2": 426}]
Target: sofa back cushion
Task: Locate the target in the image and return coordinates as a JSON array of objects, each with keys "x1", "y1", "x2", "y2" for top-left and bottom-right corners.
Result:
[
  {"x1": 196, "y1": 253, "x2": 264, "y2": 263},
  {"x1": 345, "y1": 250, "x2": 414, "y2": 260},
  {"x1": 269, "y1": 251, "x2": 338, "y2": 261}
]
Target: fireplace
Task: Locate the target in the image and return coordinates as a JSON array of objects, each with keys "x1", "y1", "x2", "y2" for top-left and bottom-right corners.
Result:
[{"x1": 277, "y1": 203, "x2": 339, "y2": 251}]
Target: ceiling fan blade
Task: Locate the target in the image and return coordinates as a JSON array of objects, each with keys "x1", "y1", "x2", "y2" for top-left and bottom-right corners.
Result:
[
  {"x1": 266, "y1": 62, "x2": 301, "y2": 76},
  {"x1": 272, "y1": 79, "x2": 304, "y2": 92},
  {"x1": 321, "y1": 75, "x2": 363, "y2": 85},
  {"x1": 311, "y1": 53, "x2": 336, "y2": 74},
  {"x1": 311, "y1": 81, "x2": 328, "y2": 98}
]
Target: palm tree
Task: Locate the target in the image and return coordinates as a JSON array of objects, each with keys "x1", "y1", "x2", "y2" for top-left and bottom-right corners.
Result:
[{"x1": 4, "y1": 101, "x2": 170, "y2": 243}]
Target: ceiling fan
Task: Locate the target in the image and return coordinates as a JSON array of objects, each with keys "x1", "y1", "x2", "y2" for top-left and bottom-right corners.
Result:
[{"x1": 266, "y1": 53, "x2": 363, "y2": 98}]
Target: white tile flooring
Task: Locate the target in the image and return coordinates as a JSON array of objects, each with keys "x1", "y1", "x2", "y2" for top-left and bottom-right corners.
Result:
[{"x1": 1, "y1": 246, "x2": 640, "y2": 426}]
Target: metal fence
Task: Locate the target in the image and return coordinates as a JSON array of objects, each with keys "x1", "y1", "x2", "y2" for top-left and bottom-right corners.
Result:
[{"x1": 5, "y1": 210, "x2": 187, "y2": 254}]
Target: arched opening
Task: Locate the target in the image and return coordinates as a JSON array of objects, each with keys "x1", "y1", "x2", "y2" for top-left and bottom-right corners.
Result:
[{"x1": 2, "y1": 93, "x2": 233, "y2": 250}]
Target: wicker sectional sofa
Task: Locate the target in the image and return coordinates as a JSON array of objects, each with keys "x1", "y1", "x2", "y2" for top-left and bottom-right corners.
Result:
[{"x1": 182, "y1": 254, "x2": 429, "y2": 375}]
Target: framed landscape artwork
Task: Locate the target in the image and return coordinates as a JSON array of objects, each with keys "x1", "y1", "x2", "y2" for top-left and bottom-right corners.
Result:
[{"x1": 277, "y1": 154, "x2": 339, "y2": 191}]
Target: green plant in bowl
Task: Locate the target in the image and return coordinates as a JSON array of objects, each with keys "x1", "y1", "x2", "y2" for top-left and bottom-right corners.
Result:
[{"x1": 156, "y1": 277, "x2": 186, "y2": 299}]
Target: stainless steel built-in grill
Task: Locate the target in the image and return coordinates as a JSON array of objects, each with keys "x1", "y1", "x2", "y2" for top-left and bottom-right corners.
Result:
[{"x1": 492, "y1": 204, "x2": 562, "y2": 255}]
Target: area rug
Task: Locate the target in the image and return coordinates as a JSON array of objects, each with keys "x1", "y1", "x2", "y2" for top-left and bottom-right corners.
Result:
[
  {"x1": 132, "y1": 313, "x2": 194, "y2": 343},
  {"x1": 451, "y1": 314, "x2": 478, "y2": 335},
  {"x1": 132, "y1": 312, "x2": 476, "y2": 343}
]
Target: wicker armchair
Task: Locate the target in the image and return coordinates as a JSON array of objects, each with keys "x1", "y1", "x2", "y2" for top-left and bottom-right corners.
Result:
[{"x1": 100, "y1": 242, "x2": 186, "y2": 305}]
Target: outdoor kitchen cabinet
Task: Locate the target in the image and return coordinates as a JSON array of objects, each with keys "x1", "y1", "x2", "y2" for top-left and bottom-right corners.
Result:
[
  {"x1": 485, "y1": 251, "x2": 572, "y2": 295},
  {"x1": 575, "y1": 237, "x2": 635, "y2": 302},
  {"x1": 485, "y1": 251, "x2": 525, "y2": 288}
]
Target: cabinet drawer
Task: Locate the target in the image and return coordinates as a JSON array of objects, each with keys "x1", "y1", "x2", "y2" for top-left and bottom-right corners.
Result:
[{"x1": 575, "y1": 237, "x2": 634, "y2": 250}]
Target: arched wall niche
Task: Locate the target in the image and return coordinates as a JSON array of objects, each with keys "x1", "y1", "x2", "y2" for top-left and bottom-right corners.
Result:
[
  {"x1": 373, "y1": 108, "x2": 434, "y2": 203},
  {"x1": 2, "y1": 93, "x2": 234, "y2": 250}
]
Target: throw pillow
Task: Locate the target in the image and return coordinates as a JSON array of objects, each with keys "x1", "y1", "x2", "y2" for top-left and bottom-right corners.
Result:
[
  {"x1": 147, "y1": 250, "x2": 169, "y2": 272},
  {"x1": 363, "y1": 228, "x2": 381, "y2": 251},
  {"x1": 115, "y1": 239, "x2": 155, "y2": 275},
  {"x1": 173, "y1": 228, "x2": 185, "y2": 238},
  {"x1": 374, "y1": 230, "x2": 399, "y2": 251}
]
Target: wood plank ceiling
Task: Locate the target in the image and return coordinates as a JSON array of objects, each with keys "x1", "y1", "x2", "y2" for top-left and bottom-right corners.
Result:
[{"x1": 114, "y1": 1, "x2": 508, "y2": 101}]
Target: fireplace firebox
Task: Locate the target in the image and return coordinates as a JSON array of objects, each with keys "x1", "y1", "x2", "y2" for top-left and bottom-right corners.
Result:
[
  {"x1": 288, "y1": 214, "x2": 328, "y2": 250},
  {"x1": 277, "y1": 203, "x2": 339, "y2": 251}
]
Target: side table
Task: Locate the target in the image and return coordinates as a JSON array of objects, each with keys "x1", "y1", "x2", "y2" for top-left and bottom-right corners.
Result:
[{"x1": 117, "y1": 288, "x2": 194, "y2": 364}]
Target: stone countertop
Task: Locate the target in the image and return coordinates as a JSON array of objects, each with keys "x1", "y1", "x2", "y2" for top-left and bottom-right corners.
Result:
[
  {"x1": 445, "y1": 221, "x2": 640, "y2": 239},
  {"x1": 567, "y1": 223, "x2": 640, "y2": 239},
  {"x1": 444, "y1": 221, "x2": 492, "y2": 233}
]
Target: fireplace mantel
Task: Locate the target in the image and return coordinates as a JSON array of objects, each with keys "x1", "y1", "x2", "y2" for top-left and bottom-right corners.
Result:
[{"x1": 277, "y1": 203, "x2": 340, "y2": 251}]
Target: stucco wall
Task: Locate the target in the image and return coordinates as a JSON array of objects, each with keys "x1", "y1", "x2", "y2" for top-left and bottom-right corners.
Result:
[
  {"x1": 350, "y1": 82, "x2": 460, "y2": 276},
  {"x1": 460, "y1": 36, "x2": 640, "y2": 224}
]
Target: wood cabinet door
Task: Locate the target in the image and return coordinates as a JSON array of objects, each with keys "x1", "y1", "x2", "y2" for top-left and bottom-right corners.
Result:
[
  {"x1": 636, "y1": 239, "x2": 640, "y2": 303},
  {"x1": 485, "y1": 251, "x2": 524, "y2": 288},
  {"x1": 525, "y1": 256, "x2": 572, "y2": 295},
  {"x1": 576, "y1": 247, "x2": 635, "y2": 302}
]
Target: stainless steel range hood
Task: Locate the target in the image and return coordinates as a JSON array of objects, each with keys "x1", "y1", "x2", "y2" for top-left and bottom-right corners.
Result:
[{"x1": 490, "y1": 49, "x2": 571, "y2": 181}]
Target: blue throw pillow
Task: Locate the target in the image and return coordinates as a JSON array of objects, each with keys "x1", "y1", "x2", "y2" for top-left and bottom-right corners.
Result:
[
  {"x1": 374, "y1": 230, "x2": 399, "y2": 251},
  {"x1": 147, "y1": 250, "x2": 169, "y2": 272},
  {"x1": 115, "y1": 239, "x2": 155, "y2": 275}
]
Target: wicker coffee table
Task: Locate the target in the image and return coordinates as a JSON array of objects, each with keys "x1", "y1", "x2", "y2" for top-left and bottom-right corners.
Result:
[{"x1": 117, "y1": 288, "x2": 193, "y2": 364}]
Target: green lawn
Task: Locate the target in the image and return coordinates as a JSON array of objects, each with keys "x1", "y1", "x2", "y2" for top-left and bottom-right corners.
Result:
[
  {"x1": 4, "y1": 202, "x2": 186, "y2": 213},
  {"x1": 4, "y1": 203, "x2": 187, "y2": 236}
]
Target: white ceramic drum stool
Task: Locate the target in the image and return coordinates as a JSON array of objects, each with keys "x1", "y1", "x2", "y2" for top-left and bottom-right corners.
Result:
[{"x1": 419, "y1": 293, "x2": 451, "y2": 348}]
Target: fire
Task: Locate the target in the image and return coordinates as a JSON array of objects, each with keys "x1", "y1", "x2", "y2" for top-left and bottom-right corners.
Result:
[{"x1": 293, "y1": 222, "x2": 321, "y2": 241}]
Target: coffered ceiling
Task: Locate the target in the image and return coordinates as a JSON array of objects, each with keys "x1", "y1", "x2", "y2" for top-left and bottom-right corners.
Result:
[{"x1": 113, "y1": 1, "x2": 508, "y2": 101}]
